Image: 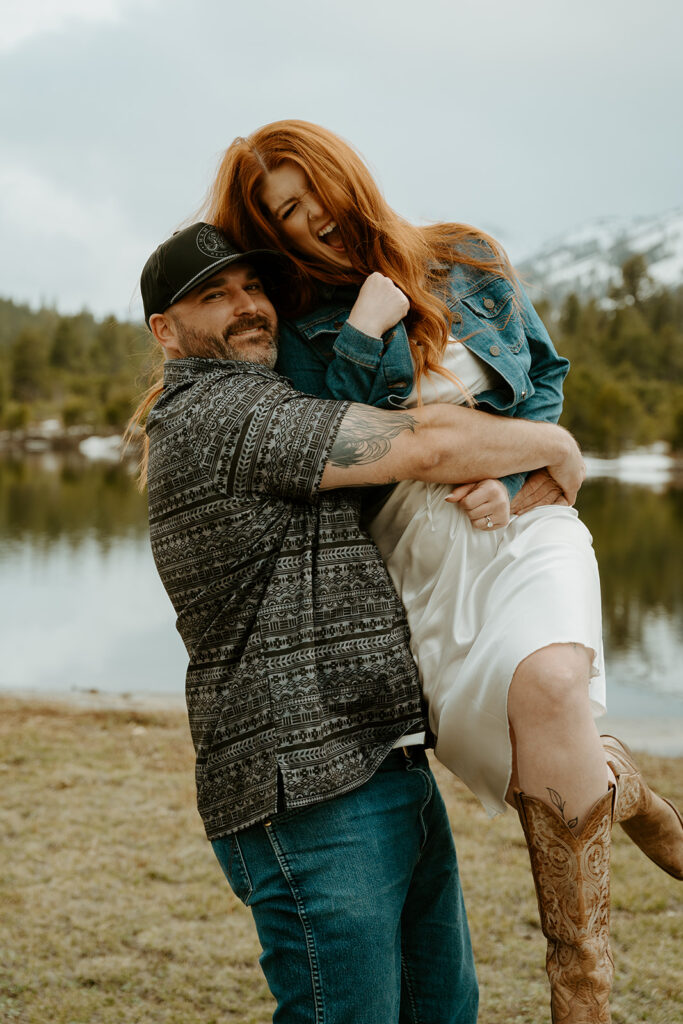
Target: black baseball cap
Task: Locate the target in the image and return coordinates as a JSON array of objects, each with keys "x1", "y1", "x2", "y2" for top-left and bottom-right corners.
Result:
[{"x1": 140, "y1": 222, "x2": 283, "y2": 325}]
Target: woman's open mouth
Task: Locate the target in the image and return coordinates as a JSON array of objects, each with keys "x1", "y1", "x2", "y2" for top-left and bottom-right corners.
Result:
[{"x1": 317, "y1": 221, "x2": 346, "y2": 253}]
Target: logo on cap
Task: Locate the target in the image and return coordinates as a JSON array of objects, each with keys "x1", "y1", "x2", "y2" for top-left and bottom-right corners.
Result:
[{"x1": 196, "y1": 224, "x2": 234, "y2": 260}]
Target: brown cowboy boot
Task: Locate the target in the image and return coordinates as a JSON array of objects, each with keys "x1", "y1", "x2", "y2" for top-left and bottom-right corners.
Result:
[
  {"x1": 601, "y1": 734, "x2": 683, "y2": 880},
  {"x1": 515, "y1": 788, "x2": 615, "y2": 1023}
]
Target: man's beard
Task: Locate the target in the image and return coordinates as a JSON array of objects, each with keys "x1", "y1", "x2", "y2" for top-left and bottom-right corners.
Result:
[{"x1": 171, "y1": 314, "x2": 278, "y2": 369}]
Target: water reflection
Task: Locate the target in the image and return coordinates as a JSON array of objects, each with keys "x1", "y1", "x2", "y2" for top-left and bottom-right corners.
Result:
[
  {"x1": 0, "y1": 454, "x2": 147, "y2": 552},
  {"x1": 576, "y1": 480, "x2": 682, "y2": 659},
  {"x1": 1, "y1": 455, "x2": 681, "y2": 714}
]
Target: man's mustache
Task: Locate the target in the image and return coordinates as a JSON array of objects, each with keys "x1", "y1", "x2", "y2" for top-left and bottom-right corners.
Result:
[{"x1": 223, "y1": 315, "x2": 276, "y2": 341}]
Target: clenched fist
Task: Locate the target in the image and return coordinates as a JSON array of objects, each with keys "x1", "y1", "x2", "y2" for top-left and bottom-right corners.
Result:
[{"x1": 347, "y1": 273, "x2": 410, "y2": 340}]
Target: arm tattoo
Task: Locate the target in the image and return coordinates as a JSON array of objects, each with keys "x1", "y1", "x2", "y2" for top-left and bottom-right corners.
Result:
[{"x1": 329, "y1": 407, "x2": 417, "y2": 467}]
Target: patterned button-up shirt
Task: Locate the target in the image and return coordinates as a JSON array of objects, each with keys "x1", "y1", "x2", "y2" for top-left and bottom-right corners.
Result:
[{"x1": 146, "y1": 357, "x2": 425, "y2": 839}]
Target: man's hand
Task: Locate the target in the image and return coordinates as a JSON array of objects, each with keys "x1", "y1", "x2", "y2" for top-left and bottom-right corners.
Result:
[
  {"x1": 510, "y1": 469, "x2": 570, "y2": 515},
  {"x1": 346, "y1": 273, "x2": 410, "y2": 340},
  {"x1": 446, "y1": 478, "x2": 511, "y2": 530},
  {"x1": 545, "y1": 429, "x2": 586, "y2": 505}
]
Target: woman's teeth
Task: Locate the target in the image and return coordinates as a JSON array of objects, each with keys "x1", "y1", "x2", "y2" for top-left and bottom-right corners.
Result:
[{"x1": 318, "y1": 222, "x2": 344, "y2": 250}]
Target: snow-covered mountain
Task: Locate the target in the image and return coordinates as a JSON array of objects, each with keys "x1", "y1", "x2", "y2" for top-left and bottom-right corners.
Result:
[{"x1": 518, "y1": 209, "x2": 683, "y2": 304}]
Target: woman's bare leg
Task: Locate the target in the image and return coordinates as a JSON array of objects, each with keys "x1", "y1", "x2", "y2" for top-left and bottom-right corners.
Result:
[
  {"x1": 505, "y1": 642, "x2": 611, "y2": 831},
  {"x1": 505, "y1": 644, "x2": 615, "y2": 1021},
  {"x1": 504, "y1": 642, "x2": 681, "y2": 1021}
]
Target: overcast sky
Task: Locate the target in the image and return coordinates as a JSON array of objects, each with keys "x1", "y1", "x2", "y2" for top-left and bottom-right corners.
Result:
[{"x1": 1, "y1": 0, "x2": 681, "y2": 320}]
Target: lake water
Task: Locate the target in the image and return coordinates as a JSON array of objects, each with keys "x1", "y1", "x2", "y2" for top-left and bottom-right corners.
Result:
[{"x1": 1, "y1": 451, "x2": 682, "y2": 752}]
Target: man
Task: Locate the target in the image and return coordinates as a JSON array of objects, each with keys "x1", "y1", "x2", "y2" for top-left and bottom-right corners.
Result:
[{"x1": 139, "y1": 222, "x2": 584, "y2": 1023}]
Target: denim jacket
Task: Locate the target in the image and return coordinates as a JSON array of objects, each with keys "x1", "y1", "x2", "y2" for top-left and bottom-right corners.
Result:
[{"x1": 276, "y1": 263, "x2": 569, "y2": 498}]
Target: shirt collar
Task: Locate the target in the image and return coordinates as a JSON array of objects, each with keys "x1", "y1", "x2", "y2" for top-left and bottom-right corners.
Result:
[{"x1": 162, "y1": 357, "x2": 281, "y2": 386}]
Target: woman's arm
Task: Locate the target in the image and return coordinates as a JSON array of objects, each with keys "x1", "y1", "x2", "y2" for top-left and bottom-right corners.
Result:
[
  {"x1": 515, "y1": 282, "x2": 570, "y2": 423},
  {"x1": 497, "y1": 281, "x2": 570, "y2": 499},
  {"x1": 277, "y1": 275, "x2": 415, "y2": 406}
]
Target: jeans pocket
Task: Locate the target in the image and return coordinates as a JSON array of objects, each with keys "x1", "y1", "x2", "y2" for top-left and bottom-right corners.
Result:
[{"x1": 212, "y1": 834, "x2": 254, "y2": 906}]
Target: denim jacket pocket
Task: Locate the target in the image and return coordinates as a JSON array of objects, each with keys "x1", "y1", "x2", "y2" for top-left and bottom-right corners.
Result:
[
  {"x1": 459, "y1": 280, "x2": 524, "y2": 351},
  {"x1": 297, "y1": 306, "x2": 351, "y2": 343},
  {"x1": 213, "y1": 834, "x2": 254, "y2": 906}
]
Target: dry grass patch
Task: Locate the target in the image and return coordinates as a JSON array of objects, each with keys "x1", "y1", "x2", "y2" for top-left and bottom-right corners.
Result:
[{"x1": 0, "y1": 697, "x2": 681, "y2": 1023}]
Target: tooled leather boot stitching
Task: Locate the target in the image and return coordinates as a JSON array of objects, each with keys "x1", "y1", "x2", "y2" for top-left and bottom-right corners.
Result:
[
  {"x1": 515, "y1": 787, "x2": 614, "y2": 1023},
  {"x1": 601, "y1": 735, "x2": 683, "y2": 880}
]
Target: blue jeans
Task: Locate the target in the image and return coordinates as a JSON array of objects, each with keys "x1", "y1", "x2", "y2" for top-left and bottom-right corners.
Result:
[{"x1": 212, "y1": 747, "x2": 478, "y2": 1023}]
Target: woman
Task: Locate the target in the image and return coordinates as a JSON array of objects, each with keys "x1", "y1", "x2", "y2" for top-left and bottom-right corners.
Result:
[{"x1": 205, "y1": 120, "x2": 682, "y2": 1022}]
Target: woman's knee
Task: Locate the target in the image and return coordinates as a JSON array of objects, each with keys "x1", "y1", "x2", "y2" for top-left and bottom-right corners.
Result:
[{"x1": 508, "y1": 643, "x2": 592, "y2": 725}]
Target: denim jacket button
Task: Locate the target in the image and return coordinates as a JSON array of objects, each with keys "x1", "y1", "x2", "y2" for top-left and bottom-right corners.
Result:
[
  {"x1": 389, "y1": 381, "x2": 408, "y2": 388},
  {"x1": 521, "y1": 389, "x2": 528, "y2": 398},
  {"x1": 333, "y1": 321, "x2": 344, "y2": 330},
  {"x1": 451, "y1": 312, "x2": 463, "y2": 325},
  {"x1": 483, "y1": 297, "x2": 495, "y2": 310},
  {"x1": 489, "y1": 345, "x2": 501, "y2": 356}
]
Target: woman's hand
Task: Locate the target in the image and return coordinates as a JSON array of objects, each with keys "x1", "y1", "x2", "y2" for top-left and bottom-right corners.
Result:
[
  {"x1": 446, "y1": 478, "x2": 511, "y2": 531},
  {"x1": 346, "y1": 273, "x2": 410, "y2": 339}
]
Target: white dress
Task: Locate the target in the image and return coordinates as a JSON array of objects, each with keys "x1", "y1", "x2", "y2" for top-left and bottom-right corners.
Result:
[{"x1": 368, "y1": 341, "x2": 607, "y2": 816}]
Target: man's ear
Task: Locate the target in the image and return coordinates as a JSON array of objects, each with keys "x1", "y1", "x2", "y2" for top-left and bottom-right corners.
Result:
[{"x1": 149, "y1": 312, "x2": 184, "y2": 359}]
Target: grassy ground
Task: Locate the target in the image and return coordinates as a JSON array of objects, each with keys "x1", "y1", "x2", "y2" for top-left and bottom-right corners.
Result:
[{"x1": 0, "y1": 697, "x2": 681, "y2": 1024}]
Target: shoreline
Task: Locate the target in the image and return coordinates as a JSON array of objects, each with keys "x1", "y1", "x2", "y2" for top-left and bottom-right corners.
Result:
[
  {"x1": 3, "y1": 687, "x2": 681, "y2": 757},
  {"x1": 0, "y1": 686, "x2": 186, "y2": 713},
  {"x1": 596, "y1": 715, "x2": 683, "y2": 758}
]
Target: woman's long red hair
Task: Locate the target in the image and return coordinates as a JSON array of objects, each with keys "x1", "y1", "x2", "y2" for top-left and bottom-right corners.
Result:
[{"x1": 205, "y1": 119, "x2": 513, "y2": 383}]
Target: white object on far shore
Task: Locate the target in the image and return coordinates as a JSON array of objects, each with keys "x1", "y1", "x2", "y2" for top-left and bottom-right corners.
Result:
[
  {"x1": 78, "y1": 434, "x2": 124, "y2": 462},
  {"x1": 584, "y1": 443, "x2": 676, "y2": 489}
]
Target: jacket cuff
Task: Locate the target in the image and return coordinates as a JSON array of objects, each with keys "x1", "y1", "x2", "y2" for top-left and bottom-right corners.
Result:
[
  {"x1": 500, "y1": 472, "x2": 526, "y2": 500},
  {"x1": 332, "y1": 322, "x2": 384, "y2": 368}
]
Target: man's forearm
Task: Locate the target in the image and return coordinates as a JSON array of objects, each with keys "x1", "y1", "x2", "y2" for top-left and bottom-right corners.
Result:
[
  {"x1": 412, "y1": 404, "x2": 573, "y2": 483},
  {"x1": 320, "y1": 402, "x2": 581, "y2": 500}
]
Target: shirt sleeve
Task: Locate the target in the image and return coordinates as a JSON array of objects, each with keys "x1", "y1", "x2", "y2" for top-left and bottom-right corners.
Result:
[{"x1": 198, "y1": 373, "x2": 350, "y2": 503}]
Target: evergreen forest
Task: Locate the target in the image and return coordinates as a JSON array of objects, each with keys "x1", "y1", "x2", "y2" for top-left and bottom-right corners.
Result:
[{"x1": 0, "y1": 254, "x2": 681, "y2": 456}]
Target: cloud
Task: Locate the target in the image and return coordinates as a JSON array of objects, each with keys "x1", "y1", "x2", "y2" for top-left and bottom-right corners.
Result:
[
  {"x1": 0, "y1": 0, "x2": 681, "y2": 315},
  {"x1": 0, "y1": 160, "x2": 148, "y2": 316},
  {"x1": 0, "y1": 0, "x2": 139, "y2": 53}
]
